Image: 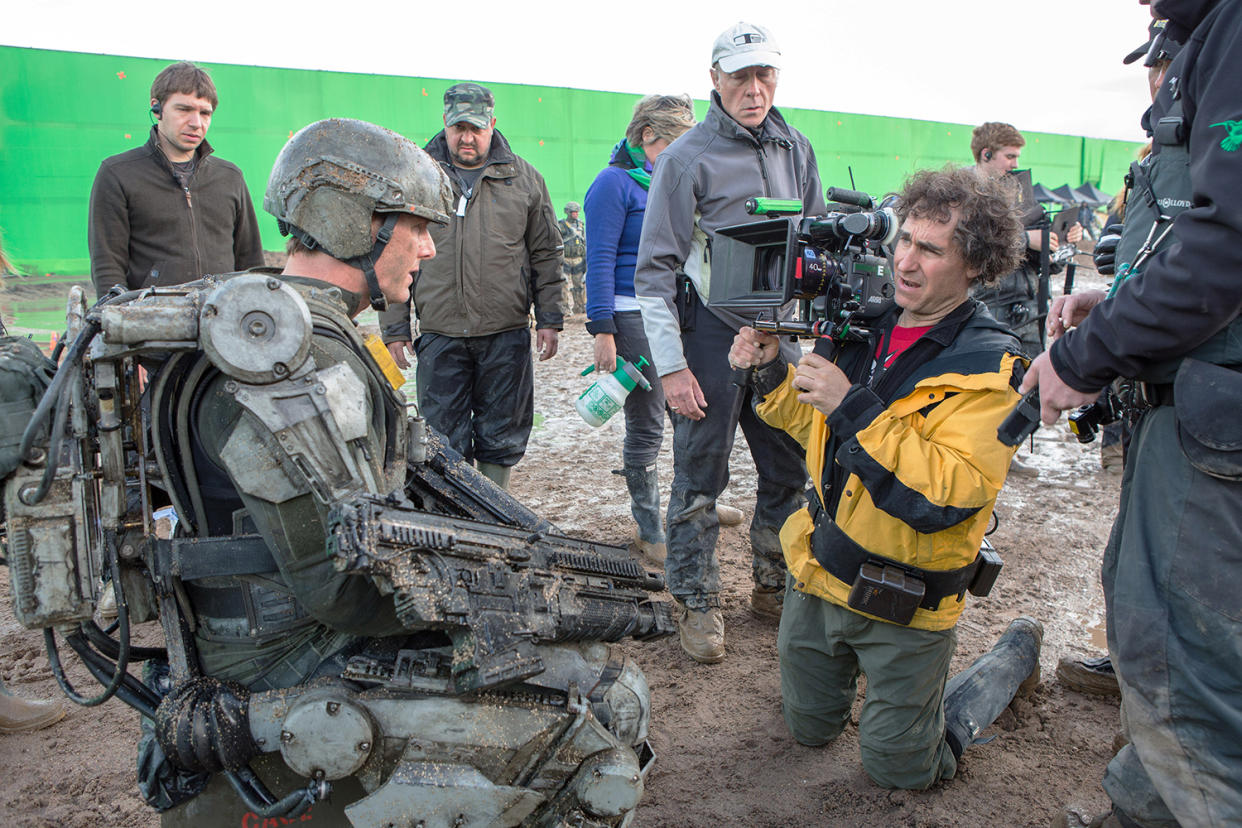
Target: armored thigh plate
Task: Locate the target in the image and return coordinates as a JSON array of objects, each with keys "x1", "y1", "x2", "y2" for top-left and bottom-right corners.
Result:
[{"x1": 247, "y1": 643, "x2": 654, "y2": 827}]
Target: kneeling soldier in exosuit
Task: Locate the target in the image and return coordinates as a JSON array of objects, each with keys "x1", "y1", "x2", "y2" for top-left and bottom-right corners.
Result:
[
  {"x1": 3, "y1": 119, "x2": 670, "y2": 827},
  {"x1": 729, "y1": 167, "x2": 1043, "y2": 789}
]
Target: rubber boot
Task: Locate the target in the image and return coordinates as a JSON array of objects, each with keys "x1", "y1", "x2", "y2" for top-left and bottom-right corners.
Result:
[
  {"x1": 943, "y1": 616, "x2": 1043, "y2": 759},
  {"x1": 475, "y1": 461, "x2": 512, "y2": 491},
  {"x1": 0, "y1": 677, "x2": 66, "y2": 734},
  {"x1": 617, "y1": 465, "x2": 665, "y2": 565}
]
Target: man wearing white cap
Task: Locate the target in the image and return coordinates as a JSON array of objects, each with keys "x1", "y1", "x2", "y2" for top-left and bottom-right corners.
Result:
[{"x1": 634, "y1": 21, "x2": 825, "y2": 663}]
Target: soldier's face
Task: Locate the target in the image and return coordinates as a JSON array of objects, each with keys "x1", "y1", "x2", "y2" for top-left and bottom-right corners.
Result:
[
  {"x1": 444, "y1": 119, "x2": 495, "y2": 169},
  {"x1": 153, "y1": 92, "x2": 213, "y2": 162},
  {"x1": 374, "y1": 214, "x2": 436, "y2": 305},
  {"x1": 711, "y1": 64, "x2": 778, "y2": 129}
]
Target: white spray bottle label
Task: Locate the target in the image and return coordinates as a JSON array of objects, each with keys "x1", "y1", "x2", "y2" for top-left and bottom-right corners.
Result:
[{"x1": 575, "y1": 356, "x2": 652, "y2": 427}]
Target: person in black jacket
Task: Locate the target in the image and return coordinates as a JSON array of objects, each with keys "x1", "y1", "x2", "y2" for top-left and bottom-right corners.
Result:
[
  {"x1": 87, "y1": 61, "x2": 264, "y2": 298},
  {"x1": 1025, "y1": 2, "x2": 1242, "y2": 824}
]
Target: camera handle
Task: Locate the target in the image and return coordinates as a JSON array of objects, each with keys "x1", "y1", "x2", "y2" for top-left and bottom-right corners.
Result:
[
  {"x1": 731, "y1": 323, "x2": 844, "y2": 389},
  {"x1": 998, "y1": 388, "x2": 1041, "y2": 446},
  {"x1": 730, "y1": 364, "x2": 756, "y2": 388}
]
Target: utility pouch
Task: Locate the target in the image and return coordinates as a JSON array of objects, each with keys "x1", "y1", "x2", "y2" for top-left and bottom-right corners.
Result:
[
  {"x1": 1173, "y1": 359, "x2": 1242, "y2": 480},
  {"x1": 0, "y1": 335, "x2": 56, "y2": 480},
  {"x1": 674, "y1": 270, "x2": 697, "y2": 332},
  {"x1": 968, "y1": 540, "x2": 1003, "y2": 597},
  {"x1": 847, "y1": 560, "x2": 925, "y2": 626}
]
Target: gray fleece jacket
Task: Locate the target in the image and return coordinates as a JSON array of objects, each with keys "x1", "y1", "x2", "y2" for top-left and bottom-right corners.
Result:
[{"x1": 633, "y1": 92, "x2": 825, "y2": 376}]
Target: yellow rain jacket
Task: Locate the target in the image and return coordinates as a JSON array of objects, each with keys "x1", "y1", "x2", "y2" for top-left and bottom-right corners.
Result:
[{"x1": 754, "y1": 300, "x2": 1026, "y2": 631}]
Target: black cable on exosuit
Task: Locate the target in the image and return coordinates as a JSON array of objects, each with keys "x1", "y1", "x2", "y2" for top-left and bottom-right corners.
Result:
[{"x1": 44, "y1": 555, "x2": 136, "y2": 708}]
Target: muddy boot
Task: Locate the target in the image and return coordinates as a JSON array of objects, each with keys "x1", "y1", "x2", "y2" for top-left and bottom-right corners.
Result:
[
  {"x1": 0, "y1": 678, "x2": 66, "y2": 734},
  {"x1": 617, "y1": 465, "x2": 666, "y2": 565},
  {"x1": 1008, "y1": 455, "x2": 1039, "y2": 478},
  {"x1": 750, "y1": 585, "x2": 783, "y2": 621},
  {"x1": 1056, "y1": 654, "x2": 1120, "y2": 697},
  {"x1": 1053, "y1": 806, "x2": 1136, "y2": 828},
  {"x1": 943, "y1": 616, "x2": 1043, "y2": 758},
  {"x1": 674, "y1": 601, "x2": 725, "y2": 664},
  {"x1": 475, "y1": 461, "x2": 512, "y2": 491},
  {"x1": 716, "y1": 504, "x2": 744, "y2": 527}
]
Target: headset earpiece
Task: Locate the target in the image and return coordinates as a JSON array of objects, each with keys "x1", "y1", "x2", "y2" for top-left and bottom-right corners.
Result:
[
  {"x1": 151, "y1": 101, "x2": 162, "y2": 117},
  {"x1": 983, "y1": 149, "x2": 993, "y2": 161}
]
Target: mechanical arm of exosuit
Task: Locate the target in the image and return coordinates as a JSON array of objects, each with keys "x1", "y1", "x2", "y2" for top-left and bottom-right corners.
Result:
[{"x1": 2, "y1": 274, "x2": 672, "y2": 827}]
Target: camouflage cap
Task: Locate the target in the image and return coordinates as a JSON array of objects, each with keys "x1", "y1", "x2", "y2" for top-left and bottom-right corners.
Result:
[
  {"x1": 444, "y1": 82, "x2": 495, "y2": 129},
  {"x1": 564, "y1": 202, "x2": 581, "y2": 214}
]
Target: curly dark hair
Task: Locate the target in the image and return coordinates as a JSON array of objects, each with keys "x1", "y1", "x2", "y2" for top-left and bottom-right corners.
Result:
[{"x1": 896, "y1": 166, "x2": 1024, "y2": 286}]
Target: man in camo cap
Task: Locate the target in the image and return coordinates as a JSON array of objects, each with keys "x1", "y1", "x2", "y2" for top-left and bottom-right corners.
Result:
[{"x1": 380, "y1": 82, "x2": 564, "y2": 490}]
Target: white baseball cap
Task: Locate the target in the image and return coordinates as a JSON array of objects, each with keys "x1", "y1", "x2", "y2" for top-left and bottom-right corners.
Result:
[{"x1": 711, "y1": 21, "x2": 781, "y2": 73}]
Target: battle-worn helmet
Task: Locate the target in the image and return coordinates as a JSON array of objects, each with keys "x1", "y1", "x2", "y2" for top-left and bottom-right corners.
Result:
[
  {"x1": 264, "y1": 119, "x2": 452, "y2": 309},
  {"x1": 564, "y1": 201, "x2": 581, "y2": 215}
]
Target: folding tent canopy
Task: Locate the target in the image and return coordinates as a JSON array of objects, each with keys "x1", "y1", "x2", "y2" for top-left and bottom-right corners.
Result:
[
  {"x1": 1051, "y1": 184, "x2": 1080, "y2": 203},
  {"x1": 1073, "y1": 182, "x2": 1114, "y2": 206},
  {"x1": 1032, "y1": 183, "x2": 1067, "y2": 204}
]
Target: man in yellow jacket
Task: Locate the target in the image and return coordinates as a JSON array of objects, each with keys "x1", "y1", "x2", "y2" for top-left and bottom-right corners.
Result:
[{"x1": 730, "y1": 166, "x2": 1043, "y2": 790}]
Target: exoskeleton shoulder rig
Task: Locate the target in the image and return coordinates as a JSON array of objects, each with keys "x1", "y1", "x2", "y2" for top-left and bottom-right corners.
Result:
[{"x1": 4, "y1": 274, "x2": 675, "y2": 825}]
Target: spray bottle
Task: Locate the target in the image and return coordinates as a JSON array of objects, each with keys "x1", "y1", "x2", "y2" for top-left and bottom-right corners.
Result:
[{"x1": 576, "y1": 356, "x2": 652, "y2": 427}]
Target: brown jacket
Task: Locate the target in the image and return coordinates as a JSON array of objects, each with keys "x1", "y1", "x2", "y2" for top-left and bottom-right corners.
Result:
[
  {"x1": 88, "y1": 127, "x2": 264, "y2": 297},
  {"x1": 380, "y1": 129, "x2": 563, "y2": 341}
]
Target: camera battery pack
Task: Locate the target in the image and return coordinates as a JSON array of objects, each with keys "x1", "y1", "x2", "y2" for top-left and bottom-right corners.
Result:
[
  {"x1": 968, "y1": 542, "x2": 1004, "y2": 597},
  {"x1": 848, "y1": 561, "x2": 925, "y2": 626}
]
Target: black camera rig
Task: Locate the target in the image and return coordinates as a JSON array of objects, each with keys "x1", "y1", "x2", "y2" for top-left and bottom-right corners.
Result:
[{"x1": 708, "y1": 188, "x2": 898, "y2": 380}]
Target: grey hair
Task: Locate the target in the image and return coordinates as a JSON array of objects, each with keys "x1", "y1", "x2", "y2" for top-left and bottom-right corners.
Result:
[{"x1": 625, "y1": 94, "x2": 696, "y2": 148}]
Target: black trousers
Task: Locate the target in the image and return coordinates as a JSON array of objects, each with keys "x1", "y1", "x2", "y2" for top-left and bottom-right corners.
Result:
[
  {"x1": 414, "y1": 329, "x2": 534, "y2": 467},
  {"x1": 664, "y1": 308, "x2": 808, "y2": 607}
]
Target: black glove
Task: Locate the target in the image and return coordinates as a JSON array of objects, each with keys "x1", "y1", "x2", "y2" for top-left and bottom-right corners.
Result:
[
  {"x1": 1093, "y1": 223, "x2": 1123, "y2": 276},
  {"x1": 155, "y1": 676, "x2": 257, "y2": 773}
]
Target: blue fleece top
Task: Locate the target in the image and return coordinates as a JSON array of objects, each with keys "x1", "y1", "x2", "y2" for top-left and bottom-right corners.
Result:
[{"x1": 583, "y1": 151, "x2": 652, "y2": 335}]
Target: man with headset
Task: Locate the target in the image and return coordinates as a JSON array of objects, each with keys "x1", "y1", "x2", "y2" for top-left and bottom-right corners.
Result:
[
  {"x1": 969, "y1": 121, "x2": 1081, "y2": 359},
  {"x1": 88, "y1": 60, "x2": 264, "y2": 298}
]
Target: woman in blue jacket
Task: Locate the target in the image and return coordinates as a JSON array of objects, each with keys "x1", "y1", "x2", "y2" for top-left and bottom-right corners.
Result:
[{"x1": 584, "y1": 94, "x2": 695, "y2": 563}]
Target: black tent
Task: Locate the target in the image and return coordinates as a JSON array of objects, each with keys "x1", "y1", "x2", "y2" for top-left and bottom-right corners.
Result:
[
  {"x1": 1073, "y1": 182, "x2": 1114, "y2": 207},
  {"x1": 1032, "y1": 183, "x2": 1067, "y2": 204},
  {"x1": 1051, "y1": 184, "x2": 1079, "y2": 203}
]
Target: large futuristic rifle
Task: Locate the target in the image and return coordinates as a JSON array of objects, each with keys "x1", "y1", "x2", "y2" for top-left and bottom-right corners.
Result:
[{"x1": 327, "y1": 494, "x2": 674, "y2": 694}]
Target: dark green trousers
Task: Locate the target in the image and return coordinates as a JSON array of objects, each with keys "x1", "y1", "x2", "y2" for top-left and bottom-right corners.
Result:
[{"x1": 777, "y1": 581, "x2": 958, "y2": 790}]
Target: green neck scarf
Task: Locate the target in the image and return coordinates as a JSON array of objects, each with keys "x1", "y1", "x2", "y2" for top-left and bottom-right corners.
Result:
[{"x1": 622, "y1": 141, "x2": 652, "y2": 190}]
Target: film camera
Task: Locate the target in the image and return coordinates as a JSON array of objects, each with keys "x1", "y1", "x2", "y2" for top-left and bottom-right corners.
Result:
[{"x1": 707, "y1": 186, "x2": 899, "y2": 353}]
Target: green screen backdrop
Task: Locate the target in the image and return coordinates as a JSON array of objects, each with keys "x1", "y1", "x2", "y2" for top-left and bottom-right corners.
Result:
[{"x1": 0, "y1": 45, "x2": 1142, "y2": 275}]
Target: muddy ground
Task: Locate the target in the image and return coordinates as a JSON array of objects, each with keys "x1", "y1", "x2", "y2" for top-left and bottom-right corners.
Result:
[{"x1": 0, "y1": 264, "x2": 1124, "y2": 827}]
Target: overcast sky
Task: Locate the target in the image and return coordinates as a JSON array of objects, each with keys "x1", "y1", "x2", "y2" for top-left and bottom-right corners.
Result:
[{"x1": 5, "y1": 0, "x2": 1155, "y2": 142}]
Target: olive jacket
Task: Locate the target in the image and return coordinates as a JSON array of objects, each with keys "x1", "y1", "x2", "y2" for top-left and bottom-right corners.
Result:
[{"x1": 380, "y1": 129, "x2": 563, "y2": 341}]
